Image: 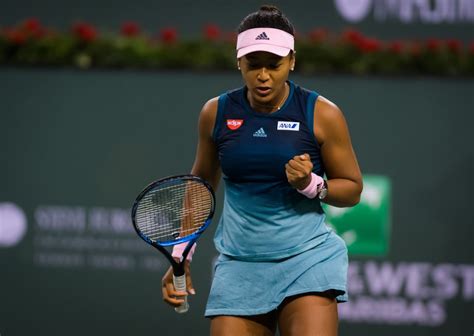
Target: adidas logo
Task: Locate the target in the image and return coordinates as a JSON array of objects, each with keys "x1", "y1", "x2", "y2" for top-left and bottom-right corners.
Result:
[
  {"x1": 255, "y1": 32, "x2": 270, "y2": 40},
  {"x1": 253, "y1": 127, "x2": 267, "y2": 138}
]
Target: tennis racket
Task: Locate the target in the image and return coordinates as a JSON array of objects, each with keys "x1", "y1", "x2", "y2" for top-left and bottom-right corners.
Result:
[{"x1": 131, "y1": 174, "x2": 215, "y2": 313}]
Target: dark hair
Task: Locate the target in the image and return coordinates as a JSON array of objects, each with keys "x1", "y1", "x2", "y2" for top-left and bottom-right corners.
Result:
[{"x1": 237, "y1": 5, "x2": 294, "y2": 36}]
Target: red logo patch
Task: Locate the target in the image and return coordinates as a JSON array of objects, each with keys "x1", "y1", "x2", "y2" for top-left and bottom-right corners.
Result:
[{"x1": 226, "y1": 119, "x2": 244, "y2": 130}]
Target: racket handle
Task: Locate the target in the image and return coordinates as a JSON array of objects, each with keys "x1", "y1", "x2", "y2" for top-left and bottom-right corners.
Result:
[{"x1": 173, "y1": 274, "x2": 189, "y2": 313}]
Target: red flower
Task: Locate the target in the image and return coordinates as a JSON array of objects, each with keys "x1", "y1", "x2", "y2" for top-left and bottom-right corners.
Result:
[
  {"x1": 446, "y1": 39, "x2": 462, "y2": 53},
  {"x1": 387, "y1": 40, "x2": 404, "y2": 54},
  {"x1": 358, "y1": 37, "x2": 381, "y2": 53},
  {"x1": 24, "y1": 18, "x2": 48, "y2": 39},
  {"x1": 204, "y1": 24, "x2": 221, "y2": 41},
  {"x1": 342, "y1": 28, "x2": 364, "y2": 45},
  {"x1": 469, "y1": 42, "x2": 474, "y2": 55},
  {"x1": 308, "y1": 28, "x2": 328, "y2": 43},
  {"x1": 72, "y1": 22, "x2": 98, "y2": 42},
  {"x1": 160, "y1": 27, "x2": 178, "y2": 44},
  {"x1": 121, "y1": 21, "x2": 140, "y2": 37},
  {"x1": 426, "y1": 38, "x2": 442, "y2": 52},
  {"x1": 22, "y1": 18, "x2": 41, "y2": 33},
  {"x1": 4, "y1": 28, "x2": 27, "y2": 45}
]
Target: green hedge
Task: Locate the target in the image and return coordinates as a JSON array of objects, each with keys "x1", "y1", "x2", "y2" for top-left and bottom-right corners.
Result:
[{"x1": 1, "y1": 19, "x2": 473, "y2": 76}]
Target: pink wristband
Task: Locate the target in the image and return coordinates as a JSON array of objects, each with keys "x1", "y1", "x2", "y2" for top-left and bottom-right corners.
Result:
[
  {"x1": 297, "y1": 173, "x2": 325, "y2": 199},
  {"x1": 172, "y1": 242, "x2": 197, "y2": 262}
]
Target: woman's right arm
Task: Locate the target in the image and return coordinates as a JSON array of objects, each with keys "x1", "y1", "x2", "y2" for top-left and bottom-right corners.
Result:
[
  {"x1": 161, "y1": 97, "x2": 221, "y2": 307},
  {"x1": 190, "y1": 97, "x2": 222, "y2": 190}
]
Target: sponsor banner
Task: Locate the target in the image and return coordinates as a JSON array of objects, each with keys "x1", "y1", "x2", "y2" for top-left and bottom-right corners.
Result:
[
  {"x1": 0, "y1": 202, "x2": 27, "y2": 247},
  {"x1": 325, "y1": 175, "x2": 391, "y2": 256},
  {"x1": 0, "y1": 203, "x2": 165, "y2": 272},
  {"x1": 334, "y1": 0, "x2": 474, "y2": 23},
  {"x1": 341, "y1": 260, "x2": 474, "y2": 327}
]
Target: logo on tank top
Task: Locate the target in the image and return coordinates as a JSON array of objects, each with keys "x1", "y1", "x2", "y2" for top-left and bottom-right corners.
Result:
[
  {"x1": 277, "y1": 121, "x2": 300, "y2": 131},
  {"x1": 226, "y1": 119, "x2": 244, "y2": 130},
  {"x1": 253, "y1": 127, "x2": 267, "y2": 138}
]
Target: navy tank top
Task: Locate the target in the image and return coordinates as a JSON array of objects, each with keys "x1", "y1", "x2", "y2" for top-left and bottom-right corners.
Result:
[{"x1": 212, "y1": 81, "x2": 330, "y2": 261}]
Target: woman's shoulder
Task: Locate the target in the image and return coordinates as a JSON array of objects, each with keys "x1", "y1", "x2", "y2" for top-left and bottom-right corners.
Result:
[
  {"x1": 313, "y1": 94, "x2": 348, "y2": 143},
  {"x1": 290, "y1": 82, "x2": 342, "y2": 119},
  {"x1": 316, "y1": 95, "x2": 342, "y2": 117},
  {"x1": 200, "y1": 96, "x2": 219, "y2": 121}
]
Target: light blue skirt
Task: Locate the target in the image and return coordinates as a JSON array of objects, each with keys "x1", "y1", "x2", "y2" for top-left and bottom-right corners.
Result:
[{"x1": 205, "y1": 230, "x2": 348, "y2": 317}]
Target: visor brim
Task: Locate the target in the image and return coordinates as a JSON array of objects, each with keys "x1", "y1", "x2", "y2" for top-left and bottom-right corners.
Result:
[{"x1": 237, "y1": 44, "x2": 291, "y2": 58}]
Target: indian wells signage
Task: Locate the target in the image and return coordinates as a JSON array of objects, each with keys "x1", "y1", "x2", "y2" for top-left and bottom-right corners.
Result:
[{"x1": 334, "y1": 0, "x2": 474, "y2": 23}]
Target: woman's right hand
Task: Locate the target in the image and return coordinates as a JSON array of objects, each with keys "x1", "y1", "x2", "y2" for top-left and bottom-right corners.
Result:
[{"x1": 161, "y1": 261, "x2": 195, "y2": 307}]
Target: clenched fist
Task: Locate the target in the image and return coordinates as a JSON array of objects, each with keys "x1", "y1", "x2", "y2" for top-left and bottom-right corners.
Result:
[{"x1": 285, "y1": 153, "x2": 313, "y2": 190}]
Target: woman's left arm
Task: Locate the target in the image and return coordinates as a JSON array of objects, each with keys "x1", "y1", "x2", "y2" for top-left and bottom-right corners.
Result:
[{"x1": 314, "y1": 96, "x2": 363, "y2": 207}]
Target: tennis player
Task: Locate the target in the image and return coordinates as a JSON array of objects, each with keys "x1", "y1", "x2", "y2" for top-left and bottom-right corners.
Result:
[{"x1": 162, "y1": 5, "x2": 363, "y2": 335}]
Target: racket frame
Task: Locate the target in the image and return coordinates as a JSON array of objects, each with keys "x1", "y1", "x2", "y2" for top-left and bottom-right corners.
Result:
[{"x1": 131, "y1": 174, "x2": 215, "y2": 312}]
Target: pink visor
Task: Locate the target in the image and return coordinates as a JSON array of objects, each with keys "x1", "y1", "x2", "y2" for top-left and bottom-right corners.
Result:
[{"x1": 236, "y1": 28, "x2": 294, "y2": 58}]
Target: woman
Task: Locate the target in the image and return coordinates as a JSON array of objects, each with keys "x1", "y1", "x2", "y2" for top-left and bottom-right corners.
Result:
[{"x1": 162, "y1": 5, "x2": 362, "y2": 336}]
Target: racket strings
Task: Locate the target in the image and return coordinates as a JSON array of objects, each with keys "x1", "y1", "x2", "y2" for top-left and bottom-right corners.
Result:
[{"x1": 134, "y1": 180, "x2": 213, "y2": 243}]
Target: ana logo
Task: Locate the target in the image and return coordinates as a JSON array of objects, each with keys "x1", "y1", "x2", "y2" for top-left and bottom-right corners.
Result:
[
  {"x1": 255, "y1": 32, "x2": 270, "y2": 40},
  {"x1": 253, "y1": 127, "x2": 267, "y2": 138},
  {"x1": 334, "y1": 0, "x2": 372, "y2": 22},
  {"x1": 227, "y1": 119, "x2": 244, "y2": 130},
  {"x1": 277, "y1": 121, "x2": 300, "y2": 131},
  {"x1": 0, "y1": 202, "x2": 27, "y2": 248}
]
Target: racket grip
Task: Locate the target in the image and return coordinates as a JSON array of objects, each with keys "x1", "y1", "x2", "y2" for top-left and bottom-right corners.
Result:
[{"x1": 173, "y1": 274, "x2": 189, "y2": 313}]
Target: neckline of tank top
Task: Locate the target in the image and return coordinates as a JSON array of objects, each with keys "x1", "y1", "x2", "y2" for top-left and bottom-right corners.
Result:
[{"x1": 243, "y1": 80, "x2": 294, "y2": 116}]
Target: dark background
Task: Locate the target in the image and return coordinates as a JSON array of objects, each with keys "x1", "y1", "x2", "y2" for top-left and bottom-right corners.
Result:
[
  {"x1": 1, "y1": 1, "x2": 473, "y2": 335},
  {"x1": 1, "y1": 0, "x2": 473, "y2": 40}
]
